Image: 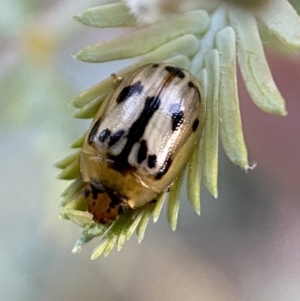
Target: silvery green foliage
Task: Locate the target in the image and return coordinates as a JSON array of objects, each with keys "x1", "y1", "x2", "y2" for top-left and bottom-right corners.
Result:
[{"x1": 58, "y1": 0, "x2": 300, "y2": 259}]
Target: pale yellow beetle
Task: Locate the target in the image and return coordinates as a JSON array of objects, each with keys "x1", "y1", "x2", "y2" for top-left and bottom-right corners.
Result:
[{"x1": 80, "y1": 63, "x2": 205, "y2": 223}]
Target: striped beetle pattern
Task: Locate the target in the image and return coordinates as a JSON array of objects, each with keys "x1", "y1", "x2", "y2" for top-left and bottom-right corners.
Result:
[{"x1": 80, "y1": 63, "x2": 205, "y2": 223}]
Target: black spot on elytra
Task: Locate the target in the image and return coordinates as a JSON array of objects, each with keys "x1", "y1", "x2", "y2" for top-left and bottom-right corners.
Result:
[
  {"x1": 107, "y1": 191, "x2": 122, "y2": 208},
  {"x1": 90, "y1": 184, "x2": 101, "y2": 200},
  {"x1": 108, "y1": 130, "x2": 125, "y2": 147},
  {"x1": 188, "y1": 80, "x2": 202, "y2": 103},
  {"x1": 169, "y1": 103, "x2": 184, "y2": 131},
  {"x1": 165, "y1": 66, "x2": 185, "y2": 79},
  {"x1": 116, "y1": 80, "x2": 143, "y2": 104},
  {"x1": 188, "y1": 81, "x2": 195, "y2": 88},
  {"x1": 152, "y1": 64, "x2": 159, "y2": 68},
  {"x1": 106, "y1": 208, "x2": 111, "y2": 213},
  {"x1": 88, "y1": 119, "x2": 101, "y2": 144},
  {"x1": 137, "y1": 140, "x2": 148, "y2": 164},
  {"x1": 109, "y1": 202, "x2": 115, "y2": 209},
  {"x1": 155, "y1": 157, "x2": 172, "y2": 179},
  {"x1": 118, "y1": 205, "x2": 126, "y2": 215},
  {"x1": 192, "y1": 119, "x2": 199, "y2": 132},
  {"x1": 98, "y1": 128, "x2": 111, "y2": 143},
  {"x1": 109, "y1": 96, "x2": 161, "y2": 171},
  {"x1": 148, "y1": 154, "x2": 157, "y2": 169}
]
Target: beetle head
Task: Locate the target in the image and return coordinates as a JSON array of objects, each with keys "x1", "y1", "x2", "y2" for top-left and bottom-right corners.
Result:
[{"x1": 84, "y1": 182, "x2": 129, "y2": 224}]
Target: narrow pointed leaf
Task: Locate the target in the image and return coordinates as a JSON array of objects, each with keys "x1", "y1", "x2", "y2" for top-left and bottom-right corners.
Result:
[
  {"x1": 139, "y1": 34, "x2": 200, "y2": 65},
  {"x1": 256, "y1": 0, "x2": 300, "y2": 50},
  {"x1": 71, "y1": 81, "x2": 112, "y2": 108},
  {"x1": 74, "y1": 3, "x2": 136, "y2": 28},
  {"x1": 55, "y1": 151, "x2": 80, "y2": 169},
  {"x1": 125, "y1": 210, "x2": 143, "y2": 240},
  {"x1": 104, "y1": 236, "x2": 118, "y2": 257},
  {"x1": 167, "y1": 169, "x2": 185, "y2": 231},
  {"x1": 136, "y1": 204, "x2": 154, "y2": 243},
  {"x1": 75, "y1": 10, "x2": 209, "y2": 62},
  {"x1": 229, "y1": 9, "x2": 286, "y2": 115},
  {"x1": 57, "y1": 157, "x2": 80, "y2": 180},
  {"x1": 152, "y1": 192, "x2": 166, "y2": 222},
  {"x1": 64, "y1": 209, "x2": 93, "y2": 227},
  {"x1": 216, "y1": 27, "x2": 249, "y2": 169},
  {"x1": 61, "y1": 178, "x2": 84, "y2": 198},
  {"x1": 117, "y1": 213, "x2": 135, "y2": 251},
  {"x1": 91, "y1": 240, "x2": 110, "y2": 260},
  {"x1": 73, "y1": 95, "x2": 105, "y2": 119},
  {"x1": 196, "y1": 68, "x2": 208, "y2": 99},
  {"x1": 63, "y1": 195, "x2": 87, "y2": 211},
  {"x1": 70, "y1": 133, "x2": 86, "y2": 148},
  {"x1": 187, "y1": 142, "x2": 202, "y2": 215},
  {"x1": 202, "y1": 50, "x2": 219, "y2": 198},
  {"x1": 164, "y1": 55, "x2": 190, "y2": 69},
  {"x1": 191, "y1": 7, "x2": 227, "y2": 73}
]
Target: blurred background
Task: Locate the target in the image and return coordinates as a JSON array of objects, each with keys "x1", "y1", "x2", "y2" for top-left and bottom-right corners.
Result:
[{"x1": 1, "y1": 1, "x2": 300, "y2": 300}]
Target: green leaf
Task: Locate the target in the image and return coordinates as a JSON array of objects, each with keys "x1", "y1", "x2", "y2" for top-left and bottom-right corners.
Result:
[
  {"x1": 64, "y1": 209, "x2": 93, "y2": 227},
  {"x1": 216, "y1": 27, "x2": 249, "y2": 170},
  {"x1": 74, "y1": 3, "x2": 136, "y2": 28},
  {"x1": 229, "y1": 9, "x2": 287, "y2": 115},
  {"x1": 167, "y1": 169, "x2": 185, "y2": 231},
  {"x1": 202, "y1": 50, "x2": 219, "y2": 198},
  {"x1": 55, "y1": 151, "x2": 80, "y2": 169},
  {"x1": 75, "y1": 10, "x2": 209, "y2": 62},
  {"x1": 125, "y1": 210, "x2": 143, "y2": 240},
  {"x1": 187, "y1": 141, "x2": 202, "y2": 215},
  {"x1": 63, "y1": 194, "x2": 86, "y2": 211},
  {"x1": 91, "y1": 240, "x2": 110, "y2": 260},
  {"x1": 71, "y1": 81, "x2": 112, "y2": 108},
  {"x1": 164, "y1": 55, "x2": 190, "y2": 70},
  {"x1": 139, "y1": 34, "x2": 200, "y2": 65},
  {"x1": 57, "y1": 157, "x2": 80, "y2": 180},
  {"x1": 70, "y1": 133, "x2": 86, "y2": 148},
  {"x1": 117, "y1": 213, "x2": 136, "y2": 251},
  {"x1": 256, "y1": 0, "x2": 300, "y2": 50},
  {"x1": 73, "y1": 94, "x2": 106, "y2": 119},
  {"x1": 103, "y1": 236, "x2": 118, "y2": 257},
  {"x1": 136, "y1": 203, "x2": 155, "y2": 243},
  {"x1": 60, "y1": 178, "x2": 85, "y2": 203},
  {"x1": 152, "y1": 192, "x2": 166, "y2": 223}
]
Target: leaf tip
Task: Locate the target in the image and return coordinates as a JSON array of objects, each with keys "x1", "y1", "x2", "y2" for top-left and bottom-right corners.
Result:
[
  {"x1": 195, "y1": 208, "x2": 201, "y2": 215},
  {"x1": 171, "y1": 221, "x2": 177, "y2": 231},
  {"x1": 73, "y1": 14, "x2": 81, "y2": 22}
]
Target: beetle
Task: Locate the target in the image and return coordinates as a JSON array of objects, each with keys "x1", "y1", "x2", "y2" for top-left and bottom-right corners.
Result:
[{"x1": 80, "y1": 63, "x2": 205, "y2": 223}]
